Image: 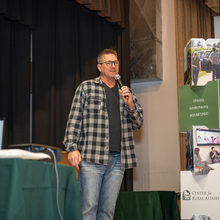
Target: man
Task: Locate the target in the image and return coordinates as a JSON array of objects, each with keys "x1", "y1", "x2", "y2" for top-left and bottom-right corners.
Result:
[
  {"x1": 209, "y1": 47, "x2": 220, "y2": 80},
  {"x1": 64, "y1": 49, "x2": 143, "y2": 220},
  {"x1": 191, "y1": 51, "x2": 201, "y2": 86},
  {"x1": 210, "y1": 147, "x2": 220, "y2": 163}
]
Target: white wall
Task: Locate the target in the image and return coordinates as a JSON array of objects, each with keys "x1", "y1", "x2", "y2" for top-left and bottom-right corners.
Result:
[{"x1": 131, "y1": 0, "x2": 180, "y2": 192}]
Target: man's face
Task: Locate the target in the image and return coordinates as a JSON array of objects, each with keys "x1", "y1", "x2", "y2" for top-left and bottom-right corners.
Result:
[
  {"x1": 97, "y1": 54, "x2": 119, "y2": 80},
  {"x1": 212, "y1": 147, "x2": 215, "y2": 152}
]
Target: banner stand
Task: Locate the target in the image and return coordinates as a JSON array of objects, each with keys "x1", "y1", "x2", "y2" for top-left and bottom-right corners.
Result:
[{"x1": 181, "y1": 170, "x2": 220, "y2": 220}]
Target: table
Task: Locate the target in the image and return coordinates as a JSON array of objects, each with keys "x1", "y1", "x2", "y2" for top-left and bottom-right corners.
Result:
[
  {"x1": 0, "y1": 158, "x2": 83, "y2": 220},
  {"x1": 113, "y1": 191, "x2": 180, "y2": 220}
]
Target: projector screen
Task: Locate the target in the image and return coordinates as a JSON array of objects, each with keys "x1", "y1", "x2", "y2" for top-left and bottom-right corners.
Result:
[{"x1": 197, "y1": 128, "x2": 220, "y2": 145}]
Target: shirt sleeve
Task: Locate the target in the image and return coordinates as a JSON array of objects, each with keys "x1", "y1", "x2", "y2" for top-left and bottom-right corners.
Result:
[
  {"x1": 126, "y1": 91, "x2": 143, "y2": 130},
  {"x1": 63, "y1": 84, "x2": 85, "y2": 153}
]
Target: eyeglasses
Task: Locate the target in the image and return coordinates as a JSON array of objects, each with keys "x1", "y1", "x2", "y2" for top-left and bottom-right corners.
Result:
[{"x1": 99, "y1": 60, "x2": 119, "y2": 67}]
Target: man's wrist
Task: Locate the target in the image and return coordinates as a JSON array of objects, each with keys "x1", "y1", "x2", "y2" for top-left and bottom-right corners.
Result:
[
  {"x1": 127, "y1": 103, "x2": 134, "y2": 110},
  {"x1": 65, "y1": 143, "x2": 78, "y2": 153}
]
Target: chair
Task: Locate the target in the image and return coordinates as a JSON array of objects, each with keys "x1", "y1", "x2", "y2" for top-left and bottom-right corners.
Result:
[{"x1": 194, "y1": 166, "x2": 203, "y2": 174}]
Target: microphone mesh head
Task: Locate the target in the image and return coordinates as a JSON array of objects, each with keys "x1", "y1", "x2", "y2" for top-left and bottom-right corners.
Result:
[{"x1": 114, "y1": 74, "x2": 120, "y2": 80}]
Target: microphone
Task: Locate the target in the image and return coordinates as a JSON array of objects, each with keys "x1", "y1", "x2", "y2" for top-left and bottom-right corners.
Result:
[{"x1": 114, "y1": 74, "x2": 128, "y2": 99}]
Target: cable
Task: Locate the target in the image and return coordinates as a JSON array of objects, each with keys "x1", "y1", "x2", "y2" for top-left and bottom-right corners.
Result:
[{"x1": 47, "y1": 148, "x2": 64, "y2": 220}]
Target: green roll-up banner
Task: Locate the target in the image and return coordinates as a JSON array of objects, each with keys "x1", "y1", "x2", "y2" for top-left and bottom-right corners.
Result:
[{"x1": 179, "y1": 80, "x2": 220, "y2": 132}]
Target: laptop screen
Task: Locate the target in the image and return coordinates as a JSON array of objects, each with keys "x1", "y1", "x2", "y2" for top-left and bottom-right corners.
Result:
[{"x1": 0, "y1": 118, "x2": 5, "y2": 150}]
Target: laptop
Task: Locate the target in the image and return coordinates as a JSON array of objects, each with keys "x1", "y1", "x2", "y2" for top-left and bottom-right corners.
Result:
[{"x1": 0, "y1": 118, "x2": 5, "y2": 150}]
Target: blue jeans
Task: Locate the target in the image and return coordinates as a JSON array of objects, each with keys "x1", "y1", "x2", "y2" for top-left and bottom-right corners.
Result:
[
  {"x1": 212, "y1": 64, "x2": 220, "y2": 80},
  {"x1": 202, "y1": 59, "x2": 207, "y2": 71},
  {"x1": 78, "y1": 151, "x2": 125, "y2": 220},
  {"x1": 192, "y1": 69, "x2": 199, "y2": 85}
]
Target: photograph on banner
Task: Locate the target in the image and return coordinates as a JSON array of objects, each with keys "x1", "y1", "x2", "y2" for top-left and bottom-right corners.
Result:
[
  {"x1": 184, "y1": 38, "x2": 220, "y2": 87},
  {"x1": 185, "y1": 125, "x2": 220, "y2": 175}
]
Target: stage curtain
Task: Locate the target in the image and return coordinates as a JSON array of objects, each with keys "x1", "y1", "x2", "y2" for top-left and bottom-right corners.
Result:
[
  {"x1": 205, "y1": 0, "x2": 220, "y2": 14},
  {"x1": 30, "y1": 0, "x2": 130, "y2": 150},
  {"x1": 76, "y1": 0, "x2": 126, "y2": 27},
  {"x1": 0, "y1": 16, "x2": 30, "y2": 146},
  {"x1": 0, "y1": 0, "x2": 132, "y2": 191},
  {"x1": 0, "y1": 0, "x2": 126, "y2": 28},
  {"x1": 174, "y1": 0, "x2": 213, "y2": 170},
  {"x1": 0, "y1": 0, "x2": 130, "y2": 150},
  {"x1": 0, "y1": 0, "x2": 34, "y2": 27}
]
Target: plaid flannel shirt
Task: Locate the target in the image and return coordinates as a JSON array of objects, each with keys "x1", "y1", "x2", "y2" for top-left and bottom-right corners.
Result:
[{"x1": 64, "y1": 77, "x2": 143, "y2": 169}]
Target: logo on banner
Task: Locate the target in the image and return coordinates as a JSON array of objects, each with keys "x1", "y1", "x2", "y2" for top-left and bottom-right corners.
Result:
[
  {"x1": 182, "y1": 189, "x2": 220, "y2": 201},
  {"x1": 182, "y1": 190, "x2": 191, "y2": 200}
]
